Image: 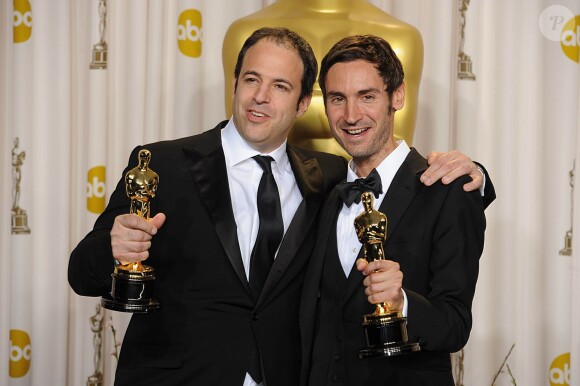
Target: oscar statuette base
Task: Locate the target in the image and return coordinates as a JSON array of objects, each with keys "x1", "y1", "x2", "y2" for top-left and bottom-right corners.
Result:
[
  {"x1": 358, "y1": 311, "x2": 420, "y2": 359},
  {"x1": 101, "y1": 266, "x2": 160, "y2": 313}
]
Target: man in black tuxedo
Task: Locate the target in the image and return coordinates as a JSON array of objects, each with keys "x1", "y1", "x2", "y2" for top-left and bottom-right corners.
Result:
[
  {"x1": 69, "y1": 28, "x2": 488, "y2": 386},
  {"x1": 70, "y1": 27, "x2": 347, "y2": 386},
  {"x1": 300, "y1": 35, "x2": 495, "y2": 386}
]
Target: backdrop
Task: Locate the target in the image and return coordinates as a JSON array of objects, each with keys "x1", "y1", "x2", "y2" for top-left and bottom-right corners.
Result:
[{"x1": 1, "y1": 1, "x2": 579, "y2": 385}]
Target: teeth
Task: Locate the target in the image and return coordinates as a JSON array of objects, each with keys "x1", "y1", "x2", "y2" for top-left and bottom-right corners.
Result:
[
  {"x1": 251, "y1": 111, "x2": 266, "y2": 117},
  {"x1": 347, "y1": 128, "x2": 366, "y2": 135}
]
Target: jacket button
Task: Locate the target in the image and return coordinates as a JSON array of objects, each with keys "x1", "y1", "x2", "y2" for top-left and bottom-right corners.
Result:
[
  {"x1": 252, "y1": 312, "x2": 259, "y2": 321},
  {"x1": 331, "y1": 374, "x2": 340, "y2": 382},
  {"x1": 333, "y1": 354, "x2": 340, "y2": 361}
]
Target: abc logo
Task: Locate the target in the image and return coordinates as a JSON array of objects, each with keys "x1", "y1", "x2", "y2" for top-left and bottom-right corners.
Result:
[
  {"x1": 13, "y1": 0, "x2": 32, "y2": 43},
  {"x1": 549, "y1": 352, "x2": 571, "y2": 385},
  {"x1": 561, "y1": 15, "x2": 580, "y2": 63},
  {"x1": 87, "y1": 166, "x2": 106, "y2": 214},
  {"x1": 177, "y1": 9, "x2": 202, "y2": 58},
  {"x1": 10, "y1": 329, "x2": 31, "y2": 378}
]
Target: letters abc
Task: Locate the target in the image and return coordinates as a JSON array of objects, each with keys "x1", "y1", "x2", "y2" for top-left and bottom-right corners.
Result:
[
  {"x1": 10, "y1": 329, "x2": 31, "y2": 378},
  {"x1": 87, "y1": 166, "x2": 106, "y2": 214},
  {"x1": 177, "y1": 9, "x2": 202, "y2": 58},
  {"x1": 13, "y1": 0, "x2": 33, "y2": 43}
]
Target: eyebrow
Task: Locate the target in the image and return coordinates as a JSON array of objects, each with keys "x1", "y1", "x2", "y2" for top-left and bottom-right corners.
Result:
[
  {"x1": 326, "y1": 91, "x2": 345, "y2": 98},
  {"x1": 243, "y1": 70, "x2": 294, "y2": 89},
  {"x1": 326, "y1": 88, "x2": 382, "y2": 98},
  {"x1": 357, "y1": 87, "x2": 383, "y2": 95}
]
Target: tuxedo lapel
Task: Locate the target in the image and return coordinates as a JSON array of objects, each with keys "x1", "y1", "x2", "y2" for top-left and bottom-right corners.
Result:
[
  {"x1": 183, "y1": 124, "x2": 250, "y2": 293},
  {"x1": 378, "y1": 148, "x2": 427, "y2": 241},
  {"x1": 258, "y1": 146, "x2": 325, "y2": 304},
  {"x1": 342, "y1": 148, "x2": 428, "y2": 301}
]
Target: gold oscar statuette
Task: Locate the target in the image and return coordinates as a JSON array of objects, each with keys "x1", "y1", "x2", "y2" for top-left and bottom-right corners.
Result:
[
  {"x1": 90, "y1": 0, "x2": 108, "y2": 70},
  {"x1": 560, "y1": 161, "x2": 574, "y2": 256},
  {"x1": 86, "y1": 303, "x2": 104, "y2": 386},
  {"x1": 11, "y1": 137, "x2": 31, "y2": 234},
  {"x1": 457, "y1": 0, "x2": 476, "y2": 80},
  {"x1": 355, "y1": 192, "x2": 420, "y2": 358},
  {"x1": 101, "y1": 149, "x2": 160, "y2": 313}
]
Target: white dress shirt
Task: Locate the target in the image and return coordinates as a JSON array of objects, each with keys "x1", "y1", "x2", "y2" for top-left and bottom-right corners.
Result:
[
  {"x1": 336, "y1": 140, "x2": 410, "y2": 315},
  {"x1": 221, "y1": 119, "x2": 303, "y2": 386}
]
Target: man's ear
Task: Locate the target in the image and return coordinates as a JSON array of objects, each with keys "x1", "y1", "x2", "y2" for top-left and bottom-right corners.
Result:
[
  {"x1": 296, "y1": 94, "x2": 312, "y2": 118},
  {"x1": 232, "y1": 77, "x2": 238, "y2": 98},
  {"x1": 392, "y1": 82, "x2": 406, "y2": 111}
]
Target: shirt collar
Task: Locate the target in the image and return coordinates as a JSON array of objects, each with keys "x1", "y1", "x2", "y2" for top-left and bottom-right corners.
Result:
[
  {"x1": 346, "y1": 140, "x2": 411, "y2": 184},
  {"x1": 221, "y1": 118, "x2": 289, "y2": 174}
]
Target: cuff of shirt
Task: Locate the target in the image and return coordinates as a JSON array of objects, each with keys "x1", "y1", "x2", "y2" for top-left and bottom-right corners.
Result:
[{"x1": 477, "y1": 165, "x2": 486, "y2": 196}]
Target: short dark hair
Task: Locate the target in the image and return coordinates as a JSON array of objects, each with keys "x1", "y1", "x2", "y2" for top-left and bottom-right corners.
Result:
[
  {"x1": 234, "y1": 27, "x2": 318, "y2": 104},
  {"x1": 319, "y1": 35, "x2": 404, "y2": 100}
]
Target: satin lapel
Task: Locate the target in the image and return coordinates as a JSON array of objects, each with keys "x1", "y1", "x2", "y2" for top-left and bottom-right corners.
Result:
[
  {"x1": 183, "y1": 126, "x2": 250, "y2": 293},
  {"x1": 378, "y1": 148, "x2": 427, "y2": 241},
  {"x1": 258, "y1": 146, "x2": 324, "y2": 305},
  {"x1": 343, "y1": 148, "x2": 427, "y2": 301}
]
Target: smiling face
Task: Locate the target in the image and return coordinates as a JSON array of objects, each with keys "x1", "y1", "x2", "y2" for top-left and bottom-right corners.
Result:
[
  {"x1": 232, "y1": 39, "x2": 311, "y2": 153},
  {"x1": 324, "y1": 60, "x2": 405, "y2": 175}
]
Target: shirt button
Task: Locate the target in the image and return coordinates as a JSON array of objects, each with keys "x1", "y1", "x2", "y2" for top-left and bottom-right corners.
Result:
[{"x1": 352, "y1": 248, "x2": 357, "y2": 253}]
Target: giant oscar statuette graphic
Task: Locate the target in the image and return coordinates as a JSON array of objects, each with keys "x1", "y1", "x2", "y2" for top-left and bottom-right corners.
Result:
[
  {"x1": 355, "y1": 192, "x2": 420, "y2": 358},
  {"x1": 101, "y1": 149, "x2": 160, "y2": 313}
]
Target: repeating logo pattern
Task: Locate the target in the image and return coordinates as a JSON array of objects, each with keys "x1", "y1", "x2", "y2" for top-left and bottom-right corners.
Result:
[
  {"x1": 559, "y1": 161, "x2": 574, "y2": 255},
  {"x1": 12, "y1": 137, "x2": 31, "y2": 234},
  {"x1": 87, "y1": 166, "x2": 107, "y2": 214},
  {"x1": 561, "y1": 16, "x2": 580, "y2": 63},
  {"x1": 90, "y1": 0, "x2": 108, "y2": 70},
  {"x1": 458, "y1": 0, "x2": 476, "y2": 80},
  {"x1": 177, "y1": 9, "x2": 203, "y2": 58},
  {"x1": 550, "y1": 352, "x2": 571, "y2": 386},
  {"x1": 13, "y1": 0, "x2": 32, "y2": 43},
  {"x1": 10, "y1": 329, "x2": 32, "y2": 378},
  {"x1": 539, "y1": 6, "x2": 580, "y2": 63}
]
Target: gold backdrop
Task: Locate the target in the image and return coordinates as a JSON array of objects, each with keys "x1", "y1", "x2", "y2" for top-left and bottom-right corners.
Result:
[{"x1": 222, "y1": 0, "x2": 424, "y2": 158}]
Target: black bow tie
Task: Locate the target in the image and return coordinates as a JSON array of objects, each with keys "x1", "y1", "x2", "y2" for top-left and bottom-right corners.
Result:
[{"x1": 336, "y1": 168, "x2": 383, "y2": 207}]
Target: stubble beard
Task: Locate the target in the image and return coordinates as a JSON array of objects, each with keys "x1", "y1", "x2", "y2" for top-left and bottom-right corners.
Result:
[{"x1": 333, "y1": 118, "x2": 392, "y2": 162}]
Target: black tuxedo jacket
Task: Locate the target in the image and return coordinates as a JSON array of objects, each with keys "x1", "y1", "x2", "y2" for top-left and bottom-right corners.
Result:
[
  {"x1": 69, "y1": 121, "x2": 346, "y2": 385},
  {"x1": 299, "y1": 148, "x2": 491, "y2": 386}
]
